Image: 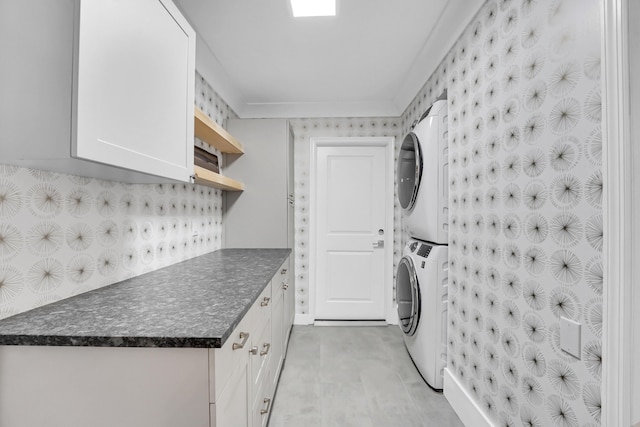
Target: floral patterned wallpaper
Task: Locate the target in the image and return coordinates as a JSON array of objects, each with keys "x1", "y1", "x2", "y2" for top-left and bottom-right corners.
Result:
[
  {"x1": 0, "y1": 72, "x2": 235, "y2": 319},
  {"x1": 400, "y1": 0, "x2": 602, "y2": 425}
]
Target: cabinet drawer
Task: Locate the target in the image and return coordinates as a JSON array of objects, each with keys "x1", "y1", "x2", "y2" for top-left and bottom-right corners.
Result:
[
  {"x1": 251, "y1": 365, "x2": 273, "y2": 427},
  {"x1": 250, "y1": 315, "x2": 272, "y2": 402},
  {"x1": 209, "y1": 309, "x2": 253, "y2": 403}
]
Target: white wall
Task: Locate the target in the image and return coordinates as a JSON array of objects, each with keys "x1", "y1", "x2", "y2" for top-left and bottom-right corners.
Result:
[{"x1": 629, "y1": 1, "x2": 640, "y2": 424}]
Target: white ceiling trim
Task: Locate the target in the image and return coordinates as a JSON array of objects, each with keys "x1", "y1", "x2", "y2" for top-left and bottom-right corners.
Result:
[{"x1": 240, "y1": 100, "x2": 403, "y2": 119}]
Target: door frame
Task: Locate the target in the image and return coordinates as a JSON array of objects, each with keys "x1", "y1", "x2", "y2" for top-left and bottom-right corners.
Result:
[
  {"x1": 602, "y1": 0, "x2": 634, "y2": 425},
  {"x1": 306, "y1": 136, "x2": 395, "y2": 324}
]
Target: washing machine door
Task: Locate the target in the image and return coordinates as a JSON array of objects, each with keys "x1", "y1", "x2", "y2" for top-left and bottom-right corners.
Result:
[
  {"x1": 397, "y1": 132, "x2": 422, "y2": 211},
  {"x1": 396, "y1": 256, "x2": 420, "y2": 336}
]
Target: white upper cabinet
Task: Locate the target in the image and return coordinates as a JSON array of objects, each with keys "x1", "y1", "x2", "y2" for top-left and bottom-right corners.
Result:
[
  {"x1": 224, "y1": 119, "x2": 294, "y2": 248},
  {"x1": 74, "y1": 0, "x2": 195, "y2": 181},
  {"x1": 0, "y1": 0, "x2": 195, "y2": 183}
]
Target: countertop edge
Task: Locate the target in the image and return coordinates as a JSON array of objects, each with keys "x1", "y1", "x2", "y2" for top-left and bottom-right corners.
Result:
[
  {"x1": 0, "y1": 248, "x2": 292, "y2": 349},
  {"x1": 0, "y1": 335, "x2": 222, "y2": 348}
]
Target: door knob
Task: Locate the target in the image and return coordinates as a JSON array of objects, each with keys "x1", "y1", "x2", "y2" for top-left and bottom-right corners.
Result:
[{"x1": 373, "y1": 240, "x2": 384, "y2": 248}]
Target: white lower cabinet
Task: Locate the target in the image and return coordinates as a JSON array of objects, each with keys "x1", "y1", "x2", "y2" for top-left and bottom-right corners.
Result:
[
  {"x1": 0, "y1": 256, "x2": 292, "y2": 427},
  {"x1": 212, "y1": 256, "x2": 296, "y2": 427},
  {"x1": 202, "y1": 255, "x2": 295, "y2": 427},
  {"x1": 212, "y1": 281, "x2": 273, "y2": 427}
]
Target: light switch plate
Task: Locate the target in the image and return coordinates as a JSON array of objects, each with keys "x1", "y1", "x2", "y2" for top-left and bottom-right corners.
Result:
[{"x1": 560, "y1": 316, "x2": 581, "y2": 359}]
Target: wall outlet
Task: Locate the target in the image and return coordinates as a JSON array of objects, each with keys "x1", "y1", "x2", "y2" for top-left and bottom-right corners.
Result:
[{"x1": 560, "y1": 316, "x2": 581, "y2": 359}]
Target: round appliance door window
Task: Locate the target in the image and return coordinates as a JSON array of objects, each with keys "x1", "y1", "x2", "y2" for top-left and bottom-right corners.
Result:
[
  {"x1": 396, "y1": 256, "x2": 420, "y2": 336},
  {"x1": 397, "y1": 132, "x2": 422, "y2": 211}
]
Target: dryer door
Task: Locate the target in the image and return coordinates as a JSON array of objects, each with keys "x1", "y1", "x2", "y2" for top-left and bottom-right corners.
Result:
[
  {"x1": 397, "y1": 132, "x2": 422, "y2": 211},
  {"x1": 396, "y1": 256, "x2": 421, "y2": 336}
]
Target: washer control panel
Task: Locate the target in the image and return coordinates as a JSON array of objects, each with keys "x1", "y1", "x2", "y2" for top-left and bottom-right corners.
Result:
[{"x1": 416, "y1": 244, "x2": 432, "y2": 258}]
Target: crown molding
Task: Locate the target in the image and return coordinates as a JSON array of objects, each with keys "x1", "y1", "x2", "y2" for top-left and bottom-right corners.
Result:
[{"x1": 393, "y1": 0, "x2": 484, "y2": 115}]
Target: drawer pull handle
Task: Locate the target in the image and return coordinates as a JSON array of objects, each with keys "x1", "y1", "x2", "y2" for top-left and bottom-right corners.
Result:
[
  {"x1": 261, "y1": 297, "x2": 271, "y2": 307},
  {"x1": 249, "y1": 345, "x2": 258, "y2": 355},
  {"x1": 260, "y1": 398, "x2": 271, "y2": 415},
  {"x1": 260, "y1": 343, "x2": 271, "y2": 356},
  {"x1": 282, "y1": 282, "x2": 289, "y2": 290},
  {"x1": 281, "y1": 268, "x2": 287, "y2": 274},
  {"x1": 232, "y1": 332, "x2": 249, "y2": 350}
]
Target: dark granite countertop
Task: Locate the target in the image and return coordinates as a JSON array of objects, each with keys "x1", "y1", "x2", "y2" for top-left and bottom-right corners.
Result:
[{"x1": 0, "y1": 248, "x2": 290, "y2": 348}]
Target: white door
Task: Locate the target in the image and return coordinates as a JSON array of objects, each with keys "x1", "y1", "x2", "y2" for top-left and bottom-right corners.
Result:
[{"x1": 314, "y1": 143, "x2": 388, "y2": 320}]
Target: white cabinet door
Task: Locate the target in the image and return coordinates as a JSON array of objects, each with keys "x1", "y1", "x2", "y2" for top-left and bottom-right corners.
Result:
[
  {"x1": 224, "y1": 119, "x2": 292, "y2": 248},
  {"x1": 250, "y1": 306, "x2": 272, "y2": 402},
  {"x1": 74, "y1": 0, "x2": 195, "y2": 182},
  {"x1": 211, "y1": 361, "x2": 250, "y2": 427},
  {"x1": 283, "y1": 257, "x2": 295, "y2": 348},
  {"x1": 209, "y1": 311, "x2": 252, "y2": 402},
  {"x1": 270, "y1": 283, "x2": 284, "y2": 392},
  {"x1": 251, "y1": 375, "x2": 272, "y2": 427},
  {"x1": 0, "y1": 0, "x2": 194, "y2": 183}
]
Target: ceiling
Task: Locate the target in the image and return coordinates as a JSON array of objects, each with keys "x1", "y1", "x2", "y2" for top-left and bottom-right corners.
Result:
[{"x1": 175, "y1": 0, "x2": 484, "y2": 118}]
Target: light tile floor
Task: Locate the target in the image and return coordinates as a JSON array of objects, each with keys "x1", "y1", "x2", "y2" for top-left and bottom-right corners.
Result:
[{"x1": 269, "y1": 325, "x2": 464, "y2": 427}]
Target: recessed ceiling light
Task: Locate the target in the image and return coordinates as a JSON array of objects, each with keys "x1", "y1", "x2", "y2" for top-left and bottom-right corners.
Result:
[{"x1": 290, "y1": 0, "x2": 336, "y2": 17}]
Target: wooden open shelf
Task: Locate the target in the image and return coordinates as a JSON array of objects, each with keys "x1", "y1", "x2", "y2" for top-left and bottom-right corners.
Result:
[
  {"x1": 193, "y1": 165, "x2": 244, "y2": 191},
  {"x1": 194, "y1": 107, "x2": 244, "y2": 154},
  {"x1": 192, "y1": 107, "x2": 245, "y2": 191}
]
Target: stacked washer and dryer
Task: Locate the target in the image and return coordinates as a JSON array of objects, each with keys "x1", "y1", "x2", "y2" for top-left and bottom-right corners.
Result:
[{"x1": 396, "y1": 99, "x2": 449, "y2": 390}]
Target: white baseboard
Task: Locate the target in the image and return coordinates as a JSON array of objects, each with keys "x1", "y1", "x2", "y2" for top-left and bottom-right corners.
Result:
[
  {"x1": 293, "y1": 315, "x2": 394, "y2": 326},
  {"x1": 313, "y1": 320, "x2": 388, "y2": 326},
  {"x1": 294, "y1": 313, "x2": 314, "y2": 325},
  {"x1": 386, "y1": 308, "x2": 399, "y2": 325},
  {"x1": 444, "y1": 368, "x2": 494, "y2": 427}
]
